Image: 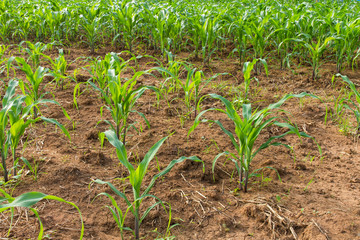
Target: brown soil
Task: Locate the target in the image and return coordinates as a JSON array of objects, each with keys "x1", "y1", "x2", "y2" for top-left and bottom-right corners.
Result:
[{"x1": 1, "y1": 46, "x2": 360, "y2": 240}]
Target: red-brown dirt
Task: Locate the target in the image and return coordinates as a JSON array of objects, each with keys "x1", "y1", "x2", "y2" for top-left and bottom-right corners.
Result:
[{"x1": 1, "y1": 45, "x2": 360, "y2": 240}]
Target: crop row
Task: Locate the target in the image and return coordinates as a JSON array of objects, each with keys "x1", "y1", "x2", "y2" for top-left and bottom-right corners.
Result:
[{"x1": 1, "y1": 0, "x2": 360, "y2": 76}]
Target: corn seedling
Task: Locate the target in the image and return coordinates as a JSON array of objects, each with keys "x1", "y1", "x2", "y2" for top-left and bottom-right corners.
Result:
[
  {"x1": 20, "y1": 157, "x2": 41, "y2": 181},
  {"x1": 1, "y1": 80, "x2": 70, "y2": 183},
  {"x1": 95, "y1": 130, "x2": 203, "y2": 240},
  {"x1": 180, "y1": 65, "x2": 225, "y2": 118},
  {"x1": 335, "y1": 74, "x2": 360, "y2": 134},
  {"x1": 156, "y1": 61, "x2": 226, "y2": 118},
  {"x1": 150, "y1": 53, "x2": 183, "y2": 107},
  {"x1": 245, "y1": 17, "x2": 270, "y2": 74},
  {"x1": 14, "y1": 57, "x2": 70, "y2": 119},
  {"x1": 19, "y1": 41, "x2": 51, "y2": 69},
  {"x1": 229, "y1": 16, "x2": 248, "y2": 67},
  {"x1": 189, "y1": 93, "x2": 319, "y2": 192},
  {"x1": 242, "y1": 58, "x2": 268, "y2": 103},
  {"x1": 200, "y1": 15, "x2": 223, "y2": 65},
  {"x1": 110, "y1": 1, "x2": 140, "y2": 52},
  {"x1": 92, "y1": 70, "x2": 158, "y2": 144},
  {"x1": 0, "y1": 189, "x2": 84, "y2": 239},
  {"x1": 42, "y1": 49, "x2": 72, "y2": 90},
  {"x1": 281, "y1": 37, "x2": 334, "y2": 80},
  {"x1": 0, "y1": 45, "x2": 9, "y2": 76},
  {"x1": 80, "y1": 14, "x2": 103, "y2": 53},
  {"x1": 85, "y1": 52, "x2": 138, "y2": 98}
]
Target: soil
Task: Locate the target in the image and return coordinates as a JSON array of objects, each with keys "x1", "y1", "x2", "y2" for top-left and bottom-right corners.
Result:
[{"x1": 1, "y1": 45, "x2": 360, "y2": 240}]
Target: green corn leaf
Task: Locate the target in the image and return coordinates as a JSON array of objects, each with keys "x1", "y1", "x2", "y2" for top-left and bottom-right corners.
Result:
[
  {"x1": 40, "y1": 117, "x2": 71, "y2": 141},
  {"x1": 132, "y1": 136, "x2": 169, "y2": 193},
  {"x1": 143, "y1": 156, "x2": 204, "y2": 196},
  {"x1": 0, "y1": 191, "x2": 83, "y2": 240},
  {"x1": 104, "y1": 130, "x2": 134, "y2": 172}
]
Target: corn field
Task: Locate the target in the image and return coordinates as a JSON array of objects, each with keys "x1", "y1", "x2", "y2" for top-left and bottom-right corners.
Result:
[{"x1": 1, "y1": 0, "x2": 360, "y2": 239}]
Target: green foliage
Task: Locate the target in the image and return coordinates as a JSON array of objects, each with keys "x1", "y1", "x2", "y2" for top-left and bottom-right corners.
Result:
[
  {"x1": 79, "y1": 7, "x2": 103, "y2": 53},
  {"x1": 0, "y1": 189, "x2": 84, "y2": 239},
  {"x1": 0, "y1": 80, "x2": 70, "y2": 183},
  {"x1": 110, "y1": 0, "x2": 141, "y2": 52},
  {"x1": 42, "y1": 49, "x2": 72, "y2": 89},
  {"x1": 19, "y1": 41, "x2": 51, "y2": 69},
  {"x1": 335, "y1": 74, "x2": 360, "y2": 134},
  {"x1": 86, "y1": 51, "x2": 139, "y2": 96},
  {"x1": 14, "y1": 57, "x2": 50, "y2": 118},
  {"x1": 93, "y1": 70, "x2": 158, "y2": 144},
  {"x1": 95, "y1": 130, "x2": 203, "y2": 240},
  {"x1": 0, "y1": 0, "x2": 360, "y2": 74},
  {"x1": 0, "y1": 44, "x2": 9, "y2": 76},
  {"x1": 242, "y1": 58, "x2": 268, "y2": 103},
  {"x1": 189, "y1": 93, "x2": 319, "y2": 192},
  {"x1": 20, "y1": 157, "x2": 41, "y2": 181},
  {"x1": 155, "y1": 61, "x2": 226, "y2": 118},
  {"x1": 280, "y1": 37, "x2": 334, "y2": 80}
]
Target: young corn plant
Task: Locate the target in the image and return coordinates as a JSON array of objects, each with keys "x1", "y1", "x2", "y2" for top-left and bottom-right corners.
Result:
[
  {"x1": 19, "y1": 41, "x2": 51, "y2": 69},
  {"x1": 0, "y1": 189, "x2": 84, "y2": 239},
  {"x1": 1, "y1": 80, "x2": 70, "y2": 183},
  {"x1": 80, "y1": 16, "x2": 103, "y2": 53},
  {"x1": 92, "y1": 71, "x2": 158, "y2": 144},
  {"x1": 0, "y1": 45, "x2": 9, "y2": 76},
  {"x1": 178, "y1": 66, "x2": 207, "y2": 118},
  {"x1": 77, "y1": 3, "x2": 104, "y2": 53},
  {"x1": 0, "y1": 11, "x2": 13, "y2": 43},
  {"x1": 110, "y1": 1, "x2": 140, "y2": 52},
  {"x1": 177, "y1": 65, "x2": 226, "y2": 118},
  {"x1": 14, "y1": 58, "x2": 50, "y2": 118},
  {"x1": 84, "y1": 52, "x2": 138, "y2": 98},
  {"x1": 244, "y1": 16, "x2": 271, "y2": 74},
  {"x1": 145, "y1": 8, "x2": 177, "y2": 58},
  {"x1": 146, "y1": 53, "x2": 183, "y2": 108},
  {"x1": 353, "y1": 48, "x2": 360, "y2": 70},
  {"x1": 229, "y1": 16, "x2": 248, "y2": 67},
  {"x1": 281, "y1": 37, "x2": 334, "y2": 80},
  {"x1": 189, "y1": 93, "x2": 319, "y2": 192},
  {"x1": 200, "y1": 15, "x2": 223, "y2": 65},
  {"x1": 0, "y1": 88, "x2": 14, "y2": 183},
  {"x1": 335, "y1": 74, "x2": 360, "y2": 134},
  {"x1": 242, "y1": 58, "x2": 268, "y2": 103},
  {"x1": 332, "y1": 25, "x2": 346, "y2": 73},
  {"x1": 188, "y1": 14, "x2": 202, "y2": 60},
  {"x1": 42, "y1": 49, "x2": 72, "y2": 90},
  {"x1": 151, "y1": 52, "x2": 182, "y2": 89},
  {"x1": 94, "y1": 130, "x2": 203, "y2": 240}
]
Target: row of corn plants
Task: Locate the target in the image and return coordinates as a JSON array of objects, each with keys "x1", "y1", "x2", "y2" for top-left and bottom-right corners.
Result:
[
  {"x1": 0, "y1": 53, "x2": 84, "y2": 239},
  {"x1": 0, "y1": 0, "x2": 360, "y2": 74}
]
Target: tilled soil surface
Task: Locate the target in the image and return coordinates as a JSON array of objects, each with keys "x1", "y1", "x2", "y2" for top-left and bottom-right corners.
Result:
[{"x1": 1, "y1": 46, "x2": 360, "y2": 240}]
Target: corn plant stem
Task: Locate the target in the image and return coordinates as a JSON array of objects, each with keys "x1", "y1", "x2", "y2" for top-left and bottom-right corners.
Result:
[
  {"x1": 244, "y1": 171, "x2": 249, "y2": 193},
  {"x1": 135, "y1": 208, "x2": 139, "y2": 240},
  {"x1": 34, "y1": 107, "x2": 38, "y2": 119},
  {"x1": 116, "y1": 124, "x2": 127, "y2": 145},
  {"x1": 123, "y1": 121, "x2": 127, "y2": 145},
  {"x1": 13, "y1": 149, "x2": 16, "y2": 176},
  {"x1": 116, "y1": 124, "x2": 120, "y2": 140},
  {"x1": 2, "y1": 151, "x2": 8, "y2": 183},
  {"x1": 239, "y1": 168, "x2": 243, "y2": 191}
]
